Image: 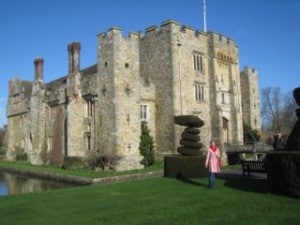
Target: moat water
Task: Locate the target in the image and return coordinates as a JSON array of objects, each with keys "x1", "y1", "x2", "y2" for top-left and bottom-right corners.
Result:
[{"x1": 0, "y1": 171, "x2": 74, "y2": 196}]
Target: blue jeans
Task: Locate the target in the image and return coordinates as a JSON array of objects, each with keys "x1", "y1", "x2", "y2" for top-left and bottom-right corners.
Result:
[{"x1": 209, "y1": 172, "x2": 216, "y2": 189}]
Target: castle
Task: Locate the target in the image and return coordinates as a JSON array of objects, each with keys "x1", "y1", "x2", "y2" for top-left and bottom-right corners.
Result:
[{"x1": 6, "y1": 20, "x2": 261, "y2": 171}]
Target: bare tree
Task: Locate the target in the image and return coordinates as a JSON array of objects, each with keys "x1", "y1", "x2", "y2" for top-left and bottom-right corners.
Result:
[{"x1": 261, "y1": 87, "x2": 297, "y2": 136}]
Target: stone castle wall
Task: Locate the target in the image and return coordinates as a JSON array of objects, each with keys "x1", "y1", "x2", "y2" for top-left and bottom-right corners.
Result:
[{"x1": 6, "y1": 19, "x2": 261, "y2": 170}]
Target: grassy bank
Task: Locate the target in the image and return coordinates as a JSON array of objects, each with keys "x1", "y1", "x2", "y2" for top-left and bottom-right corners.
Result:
[
  {"x1": 0, "y1": 160, "x2": 163, "y2": 179},
  {"x1": 0, "y1": 176, "x2": 299, "y2": 225}
]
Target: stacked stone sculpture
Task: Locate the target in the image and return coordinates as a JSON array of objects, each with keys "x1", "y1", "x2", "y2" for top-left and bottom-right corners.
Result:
[
  {"x1": 174, "y1": 115, "x2": 204, "y2": 156},
  {"x1": 285, "y1": 87, "x2": 300, "y2": 151}
]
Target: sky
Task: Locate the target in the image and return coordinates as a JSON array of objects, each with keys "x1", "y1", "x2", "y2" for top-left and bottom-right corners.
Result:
[{"x1": 0, "y1": 0, "x2": 299, "y2": 127}]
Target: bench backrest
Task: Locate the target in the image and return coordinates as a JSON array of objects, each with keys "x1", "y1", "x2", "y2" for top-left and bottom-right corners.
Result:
[{"x1": 242, "y1": 160, "x2": 265, "y2": 169}]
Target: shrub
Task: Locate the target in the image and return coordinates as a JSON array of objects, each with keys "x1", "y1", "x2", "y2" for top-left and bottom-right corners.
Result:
[
  {"x1": 139, "y1": 122, "x2": 155, "y2": 167},
  {"x1": 63, "y1": 156, "x2": 85, "y2": 169},
  {"x1": 85, "y1": 151, "x2": 120, "y2": 171},
  {"x1": 243, "y1": 123, "x2": 261, "y2": 145}
]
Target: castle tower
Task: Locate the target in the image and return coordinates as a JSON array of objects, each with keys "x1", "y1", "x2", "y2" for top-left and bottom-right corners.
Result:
[
  {"x1": 66, "y1": 42, "x2": 85, "y2": 156},
  {"x1": 240, "y1": 67, "x2": 261, "y2": 133},
  {"x1": 28, "y1": 57, "x2": 46, "y2": 164},
  {"x1": 156, "y1": 20, "x2": 212, "y2": 153},
  {"x1": 139, "y1": 21, "x2": 178, "y2": 155},
  {"x1": 97, "y1": 28, "x2": 143, "y2": 170},
  {"x1": 207, "y1": 32, "x2": 243, "y2": 147}
]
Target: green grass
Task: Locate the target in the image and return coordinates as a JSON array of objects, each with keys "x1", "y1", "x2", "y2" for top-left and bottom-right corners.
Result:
[
  {"x1": 1, "y1": 161, "x2": 299, "y2": 224},
  {"x1": 0, "y1": 176, "x2": 299, "y2": 225},
  {"x1": 0, "y1": 160, "x2": 163, "y2": 179}
]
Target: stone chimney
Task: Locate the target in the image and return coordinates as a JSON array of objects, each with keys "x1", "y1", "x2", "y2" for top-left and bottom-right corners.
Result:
[
  {"x1": 68, "y1": 42, "x2": 81, "y2": 75},
  {"x1": 34, "y1": 57, "x2": 44, "y2": 81}
]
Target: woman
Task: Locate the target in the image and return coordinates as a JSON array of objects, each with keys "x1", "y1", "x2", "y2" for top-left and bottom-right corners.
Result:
[{"x1": 205, "y1": 140, "x2": 221, "y2": 189}]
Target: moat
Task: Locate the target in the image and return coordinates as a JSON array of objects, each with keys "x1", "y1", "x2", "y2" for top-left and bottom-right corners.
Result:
[{"x1": 0, "y1": 171, "x2": 74, "y2": 196}]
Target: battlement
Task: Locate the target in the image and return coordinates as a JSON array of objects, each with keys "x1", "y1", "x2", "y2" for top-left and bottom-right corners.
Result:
[
  {"x1": 207, "y1": 31, "x2": 237, "y2": 48},
  {"x1": 98, "y1": 19, "x2": 208, "y2": 42},
  {"x1": 98, "y1": 26, "x2": 142, "y2": 42},
  {"x1": 241, "y1": 66, "x2": 258, "y2": 75},
  {"x1": 143, "y1": 19, "x2": 207, "y2": 39}
]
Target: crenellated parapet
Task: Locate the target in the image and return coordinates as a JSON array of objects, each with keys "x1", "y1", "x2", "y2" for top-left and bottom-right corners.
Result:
[
  {"x1": 98, "y1": 19, "x2": 210, "y2": 45},
  {"x1": 207, "y1": 32, "x2": 237, "y2": 47},
  {"x1": 207, "y1": 32, "x2": 238, "y2": 62}
]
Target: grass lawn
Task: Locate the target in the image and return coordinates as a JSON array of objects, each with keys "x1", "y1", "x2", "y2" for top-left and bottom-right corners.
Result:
[{"x1": 0, "y1": 175, "x2": 299, "y2": 225}]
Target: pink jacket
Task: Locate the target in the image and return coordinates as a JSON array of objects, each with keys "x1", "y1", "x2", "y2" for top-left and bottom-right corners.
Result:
[{"x1": 205, "y1": 147, "x2": 221, "y2": 173}]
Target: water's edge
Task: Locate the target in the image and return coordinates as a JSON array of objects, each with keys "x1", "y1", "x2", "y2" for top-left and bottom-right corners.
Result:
[{"x1": 0, "y1": 166, "x2": 163, "y2": 186}]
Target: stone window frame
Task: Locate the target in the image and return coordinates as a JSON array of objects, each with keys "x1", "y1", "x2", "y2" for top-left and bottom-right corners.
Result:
[
  {"x1": 84, "y1": 95, "x2": 97, "y2": 117},
  {"x1": 140, "y1": 104, "x2": 149, "y2": 121},
  {"x1": 194, "y1": 82, "x2": 205, "y2": 101},
  {"x1": 219, "y1": 91, "x2": 230, "y2": 105},
  {"x1": 193, "y1": 51, "x2": 203, "y2": 72},
  {"x1": 84, "y1": 133, "x2": 91, "y2": 151},
  {"x1": 221, "y1": 92, "x2": 225, "y2": 104}
]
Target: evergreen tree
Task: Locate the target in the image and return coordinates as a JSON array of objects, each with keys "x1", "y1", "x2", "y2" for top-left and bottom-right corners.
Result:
[
  {"x1": 243, "y1": 123, "x2": 260, "y2": 145},
  {"x1": 139, "y1": 122, "x2": 155, "y2": 167}
]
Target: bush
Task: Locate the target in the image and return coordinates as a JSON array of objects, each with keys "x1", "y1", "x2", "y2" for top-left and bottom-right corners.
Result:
[
  {"x1": 243, "y1": 123, "x2": 260, "y2": 144},
  {"x1": 85, "y1": 151, "x2": 120, "y2": 171},
  {"x1": 63, "y1": 156, "x2": 85, "y2": 169},
  {"x1": 139, "y1": 122, "x2": 155, "y2": 167}
]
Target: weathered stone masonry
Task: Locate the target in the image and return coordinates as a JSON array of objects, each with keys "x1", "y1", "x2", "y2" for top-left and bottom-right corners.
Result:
[{"x1": 6, "y1": 20, "x2": 261, "y2": 170}]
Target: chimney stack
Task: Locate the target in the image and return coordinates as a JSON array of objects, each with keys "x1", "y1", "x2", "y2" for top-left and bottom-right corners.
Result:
[
  {"x1": 34, "y1": 57, "x2": 44, "y2": 81},
  {"x1": 68, "y1": 42, "x2": 81, "y2": 75}
]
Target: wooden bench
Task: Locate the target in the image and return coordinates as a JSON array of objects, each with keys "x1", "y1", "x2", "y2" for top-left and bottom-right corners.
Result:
[{"x1": 241, "y1": 160, "x2": 266, "y2": 176}]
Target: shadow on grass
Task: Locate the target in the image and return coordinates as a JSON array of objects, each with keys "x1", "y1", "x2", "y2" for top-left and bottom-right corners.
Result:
[
  {"x1": 175, "y1": 173, "x2": 208, "y2": 188},
  {"x1": 217, "y1": 172, "x2": 269, "y2": 194},
  {"x1": 175, "y1": 171, "x2": 269, "y2": 194}
]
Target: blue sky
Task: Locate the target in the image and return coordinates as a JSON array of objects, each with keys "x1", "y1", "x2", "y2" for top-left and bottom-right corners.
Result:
[{"x1": 0, "y1": 0, "x2": 299, "y2": 127}]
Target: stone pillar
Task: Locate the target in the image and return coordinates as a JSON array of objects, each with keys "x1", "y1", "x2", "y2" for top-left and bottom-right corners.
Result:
[
  {"x1": 34, "y1": 57, "x2": 44, "y2": 81},
  {"x1": 68, "y1": 42, "x2": 81, "y2": 75}
]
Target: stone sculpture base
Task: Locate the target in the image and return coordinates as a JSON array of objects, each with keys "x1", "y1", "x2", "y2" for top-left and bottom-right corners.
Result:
[{"x1": 164, "y1": 155, "x2": 207, "y2": 178}]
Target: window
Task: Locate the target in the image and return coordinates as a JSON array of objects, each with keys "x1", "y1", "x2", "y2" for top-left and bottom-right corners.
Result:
[
  {"x1": 86, "y1": 134, "x2": 91, "y2": 150},
  {"x1": 140, "y1": 105, "x2": 148, "y2": 121},
  {"x1": 86, "y1": 99, "x2": 95, "y2": 117},
  {"x1": 193, "y1": 53, "x2": 203, "y2": 72},
  {"x1": 221, "y1": 93, "x2": 225, "y2": 104},
  {"x1": 194, "y1": 84, "x2": 205, "y2": 101}
]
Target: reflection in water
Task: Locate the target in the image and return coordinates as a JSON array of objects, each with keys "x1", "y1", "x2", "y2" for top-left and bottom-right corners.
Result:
[
  {"x1": 0, "y1": 172, "x2": 74, "y2": 196},
  {"x1": 0, "y1": 182, "x2": 8, "y2": 196}
]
